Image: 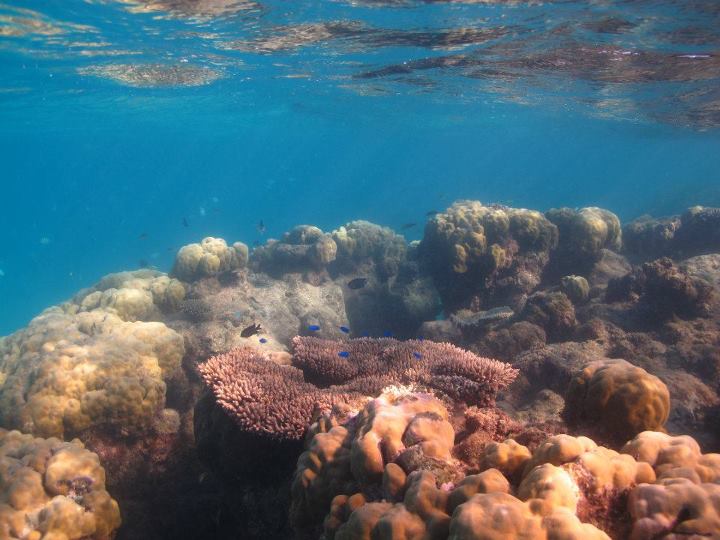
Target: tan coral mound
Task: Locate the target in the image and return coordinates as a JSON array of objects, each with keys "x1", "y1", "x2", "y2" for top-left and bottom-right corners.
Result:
[
  {"x1": 621, "y1": 431, "x2": 720, "y2": 539},
  {"x1": 0, "y1": 429, "x2": 121, "y2": 540},
  {"x1": 172, "y1": 237, "x2": 248, "y2": 281},
  {"x1": 291, "y1": 391, "x2": 460, "y2": 535},
  {"x1": 0, "y1": 309, "x2": 184, "y2": 439},
  {"x1": 70, "y1": 269, "x2": 185, "y2": 321},
  {"x1": 564, "y1": 359, "x2": 670, "y2": 442}
]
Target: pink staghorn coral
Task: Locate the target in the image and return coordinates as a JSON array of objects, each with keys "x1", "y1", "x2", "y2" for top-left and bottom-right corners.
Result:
[
  {"x1": 291, "y1": 336, "x2": 518, "y2": 407},
  {"x1": 197, "y1": 347, "x2": 362, "y2": 440},
  {"x1": 198, "y1": 338, "x2": 516, "y2": 441}
]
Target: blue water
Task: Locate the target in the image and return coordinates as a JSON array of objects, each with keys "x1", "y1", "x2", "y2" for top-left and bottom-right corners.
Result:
[{"x1": 1, "y1": 0, "x2": 720, "y2": 334}]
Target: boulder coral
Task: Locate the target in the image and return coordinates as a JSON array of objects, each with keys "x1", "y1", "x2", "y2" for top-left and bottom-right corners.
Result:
[
  {"x1": 0, "y1": 429, "x2": 121, "y2": 540},
  {"x1": 623, "y1": 206, "x2": 720, "y2": 261},
  {"x1": 546, "y1": 207, "x2": 622, "y2": 275},
  {"x1": 621, "y1": 431, "x2": 720, "y2": 539},
  {"x1": 0, "y1": 309, "x2": 184, "y2": 439},
  {"x1": 252, "y1": 225, "x2": 338, "y2": 276},
  {"x1": 331, "y1": 220, "x2": 407, "y2": 279},
  {"x1": 295, "y1": 394, "x2": 678, "y2": 540},
  {"x1": 172, "y1": 237, "x2": 248, "y2": 282},
  {"x1": 420, "y1": 200, "x2": 558, "y2": 312},
  {"x1": 563, "y1": 359, "x2": 670, "y2": 443},
  {"x1": 70, "y1": 269, "x2": 185, "y2": 321}
]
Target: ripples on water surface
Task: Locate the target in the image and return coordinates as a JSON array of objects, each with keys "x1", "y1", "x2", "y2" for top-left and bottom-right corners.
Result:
[
  {"x1": 1, "y1": 0, "x2": 720, "y2": 125},
  {"x1": 1, "y1": 0, "x2": 720, "y2": 333}
]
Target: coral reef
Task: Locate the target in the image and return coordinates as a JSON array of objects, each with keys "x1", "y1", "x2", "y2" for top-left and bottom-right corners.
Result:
[
  {"x1": 0, "y1": 429, "x2": 121, "y2": 540},
  {"x1": 623, "y1": 206, "x2": 720, "y2": 261},
  {"x1": 4, "y1": 199, "x2": 720, "y2": 540},
  {"x1": 606, "y1": 257, "x2": 715, "y2": 320},
  {"x1": 172, "y1": 237, "x2": 248, "y2": 282},
  {"x1": 420, "y1": 200, "x2": 558, "y2": 313}
]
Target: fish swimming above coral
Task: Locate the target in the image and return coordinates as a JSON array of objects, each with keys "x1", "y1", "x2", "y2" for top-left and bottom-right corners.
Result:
[{"x1": 240, "y1": 322, "x2": 263, "y2": 337}]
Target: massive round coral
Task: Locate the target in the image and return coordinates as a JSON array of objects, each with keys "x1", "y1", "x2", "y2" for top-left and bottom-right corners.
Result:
[
  {"x1": 0, "y1": 309, "x2": 184, "y2": 439},
  {"x1": 563, "y1": 359, "x2": 670, "y2": 442},
  {"x1": 420, "y1": 200, "x2": 558, "y2": 312},
  {"x1": 0, "y1": 429, "x2": 121, "y2": 540},
  {"x1": 172, "y1": 237, "x2": 248, "y2": 282}
]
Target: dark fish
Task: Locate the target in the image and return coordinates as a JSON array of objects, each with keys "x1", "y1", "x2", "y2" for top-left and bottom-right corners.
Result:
[
  {"x1": 241, "y1": 323, "x2": 263, "y2": 338},
  {"x1": 413, "y1": 352, "x2": 422, "y2": 359},
  {"x1": 383, "y1": 330, "x2": 392, "y2": 337},
  {"x1": 339, "y1": 326, "x2": 350, "y2": 334},
  {"x1": 182, "y1": 217, "x2": 189, "y2": 227},
  {"x1": 259, "y1": 337, "x2": 268, "y2": 344},
  {"x1": 338, "y1": 351, "x2": 350, "y2": 358},
  {"x1": 257, "y1": 220, "x2": 266, "y2": 234},
  {"x1": 426, "y1": 210, "x2": 439, "y2": 217},
  {"x1": 418, "y1": 335, "x2": 424, "y2": 341},
  {"x1": 347, "y1": 278, "x2": 368, "y2": 290},
  {"x1": 308, "y1": 324, "x2": 321, "y2": 331},
  {"x1": 361, "y1": 332, "x2": 370, "y2": 337},
  {"x1": 401, "y1": 223, "x2": 417, "y2": 230},
  {"x1": 253, "y1": 240, "x2": 261, "y2": 248},
  {"x1": 139, "y1": 233, "x2": 148, "y2": 239},
  {"x1": 139, "y1": 259, "x2": 149, "y2": 268}
]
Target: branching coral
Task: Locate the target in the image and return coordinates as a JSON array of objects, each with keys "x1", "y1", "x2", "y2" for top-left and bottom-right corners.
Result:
[
  {"x1": 196, "y1": 347, "x2": 364, "y2": 441},
  {"x1": 0, "y1": 429, "x2": 121, "y2": 540},
  {"x1": 291, "y1": 336, "x2": 518, "y2": 407}
]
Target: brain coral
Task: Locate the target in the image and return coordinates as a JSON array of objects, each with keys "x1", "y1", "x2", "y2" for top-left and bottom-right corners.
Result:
[
  {"x1": 563, "y1": 359, "x2": 670, "y2": 443},
  {"x1": 69, "y1": 269, "x2": 185, "y2": 321},
  {"x1": 0, "y1": 309, "x2": 184, "y2": 439},
  {"x1": 172, "y1": 237, "x2": 248, "y2": 282},
  {"x1": 0, "y1": 429, "x2": 121, "y2": 540},
  {"x1": 420, "y1": 200, "x2": 558, "y2": 312}
]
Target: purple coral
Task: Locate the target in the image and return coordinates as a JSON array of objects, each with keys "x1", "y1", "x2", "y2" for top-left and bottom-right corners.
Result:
[
  {"x1": 291, "y1": 336, "x2": 518, "y2": 407},
  {"x1": 197, "y1": 347, "x2": 360, "y2": 440},
  {"x1": 198, "y1": 338, "x2": 517, "y2": 441}
]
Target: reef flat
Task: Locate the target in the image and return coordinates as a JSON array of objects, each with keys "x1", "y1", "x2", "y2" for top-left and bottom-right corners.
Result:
[{"x1": 1, "y1": 201, "x2": 719, "y2": 539}]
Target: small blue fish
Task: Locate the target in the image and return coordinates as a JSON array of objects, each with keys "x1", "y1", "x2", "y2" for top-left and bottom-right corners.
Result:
[
  {"x1": 259, "y1": 338, "x2": 267, "y2": 344},
  {"x1": 339, "y1": 326, "x2": 350, "y2": 334},
  {"x1": 308, "y1": 325, "x2": 321, "y2": 331},
  {"x1": 383, "y1": 330, "x2": 393, "y2": 337},
  {"x1": 338, "y1": 351, "x2": 350, "y2": 358},
  {"x1": 417, "y1": 336, "x2": 424, "y2": 341},
  {"x1": 362, "y1": 332, "x2": 370, "y2": 337},
  {"x1": 413, "y1": 352, "x2": 422, "y2": 359}
]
